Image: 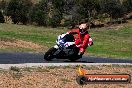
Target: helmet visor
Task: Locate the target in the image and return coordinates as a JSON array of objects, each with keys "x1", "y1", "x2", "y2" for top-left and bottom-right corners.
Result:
[{"x1": 80, "y1": 29, "x2": 86, "y2": 34}]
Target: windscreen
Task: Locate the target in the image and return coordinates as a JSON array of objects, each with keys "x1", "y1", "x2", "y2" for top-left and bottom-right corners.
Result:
[{"x1": 62, "y1": 34, "x2": 75, "y2": 42}]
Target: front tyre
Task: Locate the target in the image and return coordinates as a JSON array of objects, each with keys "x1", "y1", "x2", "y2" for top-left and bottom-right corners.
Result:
[
  {"x1": 68, "y1": 57, "x2": 80, "y2": 61},
  {"x1": 44, "y1": 47, "x2": 57, "y2": 61}
]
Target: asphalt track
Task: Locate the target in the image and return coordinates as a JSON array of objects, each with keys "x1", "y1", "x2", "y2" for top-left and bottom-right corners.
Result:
[{"x1": 0, "y1": 52, "x2": 132, "y2": 64}]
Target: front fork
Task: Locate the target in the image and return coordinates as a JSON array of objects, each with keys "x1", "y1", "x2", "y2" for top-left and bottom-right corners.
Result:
[
  {"x1": 54, "y1": 45, "x2": 67, "y2": 58},
  {"x1": 54, "y1": 45, "x2": 59, "y2": 49},
  {"x1": 53, "y1": 45, "x2": 63, "y2": 57}
]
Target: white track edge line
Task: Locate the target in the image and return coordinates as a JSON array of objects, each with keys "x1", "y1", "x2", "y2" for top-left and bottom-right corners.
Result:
[{"x1": 0, "y1": 63, "x2": 131, "y2": 69}]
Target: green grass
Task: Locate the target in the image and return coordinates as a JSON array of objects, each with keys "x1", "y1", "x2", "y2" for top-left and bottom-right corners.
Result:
[
  {"x1": 87, "y1": 26, "x2": 132, "y2": 59},
  {"x1": 0, "y1": 23, "x2": 67, "y2": 47},
  {"x1": 0, "y1": 23, "x2": 132, "y2": 59}
]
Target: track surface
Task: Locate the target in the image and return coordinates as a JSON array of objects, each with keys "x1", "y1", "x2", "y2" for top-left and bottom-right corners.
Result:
[{"x1": 0, "y1": 52, "x2": 132, "y2": 64}]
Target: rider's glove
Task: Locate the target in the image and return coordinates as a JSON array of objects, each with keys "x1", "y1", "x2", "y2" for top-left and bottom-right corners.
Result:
[
  {"x1": 66, "y1": 32, "x2": 69, "y2": 34},
  {"x1": 88, "y1": 38, "x2": 93, "y2": 46}
]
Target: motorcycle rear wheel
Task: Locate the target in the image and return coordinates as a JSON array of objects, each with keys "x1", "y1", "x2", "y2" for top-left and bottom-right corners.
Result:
[{"x1": 44, "y1": 47, "x2": 57, "y2": 61}]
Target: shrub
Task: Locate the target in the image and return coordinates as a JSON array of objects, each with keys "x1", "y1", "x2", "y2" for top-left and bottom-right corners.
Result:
[
  {"x1": 76, "y1": 0, "x2": 100, "y2": 22},
  {"x1": 123, "y1": 0, "x2": 132, "y2": 13},
  {"x1": 100, "y1": 0, "x2": 126, "y2": 19},
  {"x1": 30, "y1": 0, "x2": 48, "y2": 26},
  {"x1": 7, "y1": 0, "x2": 32, "y2": 24},
  {"x1": 30, "y1": 0, "x2": 63, "y2": 27},
  {"x1": 46, "y1": 7, "x2": 62, "y2": 27}
]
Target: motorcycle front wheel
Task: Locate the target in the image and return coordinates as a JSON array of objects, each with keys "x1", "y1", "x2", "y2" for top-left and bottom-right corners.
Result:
[
  {"x1": 44, "y1": 47, "x2": 57, "y2": 61},
  {"x1": 68, "y1": 57, "x2": 80, "y2": 61}
]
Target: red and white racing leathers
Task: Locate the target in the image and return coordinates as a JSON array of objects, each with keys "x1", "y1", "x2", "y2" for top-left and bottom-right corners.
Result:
[{"x1": 68, "y1": 29, "x2": 93, "y2": 53}]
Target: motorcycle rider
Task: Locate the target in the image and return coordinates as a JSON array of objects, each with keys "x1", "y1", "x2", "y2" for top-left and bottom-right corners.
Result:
[{"x1": 67, "y1": 22, "x2": 93, "y2": 58}]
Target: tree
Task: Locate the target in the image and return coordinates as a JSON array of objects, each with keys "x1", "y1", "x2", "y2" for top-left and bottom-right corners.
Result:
[
  {"x1": 60, "y1": 0, "x2": 80, "y2": 26},
  {"x1": 0, "y1": 0, "x2": 7, "y2": 13},
  {"x1": 47, "y1": 1, "x2": 63, "y2": 27},
  {"x1": 0, "y1": 11, "x2": 5, "y2": 23},
  {"x1": 30, "y1": 0, "x2": 63, "y2": 27},
  {"x1": 52, "y1": 0, "x2": 65, "y2": 14},
  {"x1": 100, "y1": 0, "x2": 126, "y2": 19},
  {"x1": 123, "y1": 0, "x2": 132, "y2": 13},
  {"x1": 76, "y1": 0, "x2": 101, "y2": 21},
  {"x1": 7, "y1": 0, "x2": 32, "y2": 24},
  {"x1": 0, "y1": 0, "x2": 6, "y2": 23},
  {"x1": 47, "y1": 7, "x2": 62, "y2": 27},
  {"x1": 30, "y1": 0, "x2": 49, "y2": 26}
]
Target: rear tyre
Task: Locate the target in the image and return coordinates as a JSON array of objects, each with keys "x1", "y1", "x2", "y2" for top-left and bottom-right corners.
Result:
[
  {"x1": 68, "y1": 53, "x2": 81, "y2": 61},
  {"x1": 44, "y1": 47, "x2": 57, "y2": 61}
]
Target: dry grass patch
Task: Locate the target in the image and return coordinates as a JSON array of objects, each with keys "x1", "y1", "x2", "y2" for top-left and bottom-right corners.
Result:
[
  {"x1": 0, "y1": 37, "x2": 48, "y2": 52},
  {"x1": 0, "y1": 65, "x2": 131, "y2": 88}
]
